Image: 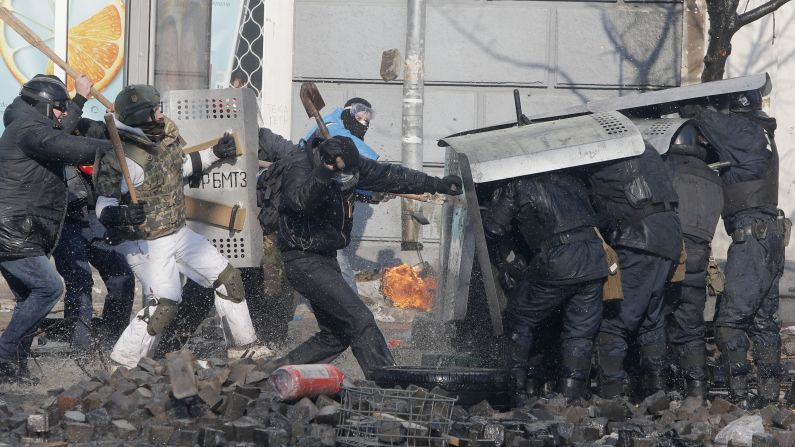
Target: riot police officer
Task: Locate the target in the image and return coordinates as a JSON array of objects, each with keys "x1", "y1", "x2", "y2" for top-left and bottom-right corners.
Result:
[
  {"x1": 662, "y1": 121, "x2": 723, "y2": 399},
  {"x1": 587, "y1": 144, "x2": 683, "y2": 399},
  {"x1": 484, "y1": 171, "x2": 608, "y2": 406},
  {"x1": 682, "y1": 90, "x2": 786, "y2": 408}
]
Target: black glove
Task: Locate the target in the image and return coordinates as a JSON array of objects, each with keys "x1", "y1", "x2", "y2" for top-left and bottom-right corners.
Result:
[
  {"x1": 99, "y1": 201, "x2": 147, "y2": 227},
  {"x1": 213, "y1": 132, "x2": 237, "y2": 159},
  {"x1": 318, "y1": 136, "x2": 360, "y2": 171},
  {"x1": 433, "y1": 175, "x2": 463, "y2": 195}
]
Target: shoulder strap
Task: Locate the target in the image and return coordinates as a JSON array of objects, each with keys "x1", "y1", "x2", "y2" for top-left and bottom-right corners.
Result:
[{"x1": 123, "y1": 142, "x2": 155, "y2": 170}]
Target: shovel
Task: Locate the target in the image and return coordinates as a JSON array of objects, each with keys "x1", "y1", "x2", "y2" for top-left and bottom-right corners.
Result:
[{"x1": 298, "y1": 83, "x2": 446, "y2": 204}]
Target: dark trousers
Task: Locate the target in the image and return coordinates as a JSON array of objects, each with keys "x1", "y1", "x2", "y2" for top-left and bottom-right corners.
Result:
[
  {"x1": 0, "y1": 256, "x2": 64, "y2": 366},
  {"x1": 508, "y1": 279, "x2": 602, "y2": 381},
  {"x1": 281, "y1": 252, "x2": 394, "y2": 379},
  {"x1": 53, "y1": 220, "x2": 135, "y2": 349},
  {"x1": 599, "y1": 248, "x2": 673, "y2": 383},
  {"x1": 663, "y1": 235, "x2": 710, "y2": 381},
  {"x1": 715, "y1": 217, "x2": 785, "y2": 377}
]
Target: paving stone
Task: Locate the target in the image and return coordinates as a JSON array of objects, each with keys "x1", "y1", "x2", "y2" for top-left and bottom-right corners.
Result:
[
  {"x1": 253, "y1": 427, "x2": 290, "y2": 446},
  {"x1": 562, "y1": 406, "x2": 588, "y2": 424},
  {"x1": 710, "y1": 397, "x2": 736, "y2": 415},
  {"x1": 104, "y1": 390, "x2": 134, "y2": 419},
  {"x1": 64, "y1": 422, "x2": 94, "y2": 443},
  {"x1": 469, "y1": 400, "x2": 496, "y2": 417},
  {"x1": 26, "y1": 414, "x2": 48, "y2": 434},
  {"x1": 245, "y1": 370, "x2": 269, "y2": 385},
  {"x1": 86, "y1": 408, "x2": 111, "y2": 427},
  {"x1": 200, "y1": 427, "x2": 227, "y2": 447},
  {"x1": 752, "y1": 433, "x2": 779, "y2": 447},
  {"x1": 771, "y1": 430, "x2": 795, "y2": 447},
  {"x1": 631, "y1": 438, "x2": 654, "y2": 447},
  {"x1": 236, "y1": 384, "x2": 262, "y2": 400},
  {"x1": 166, "y1": 350, "x2": 198, "y2": 399},
  {"x1": 169, "y1": 428, "x2": 199, "y2": 447},
  {"x1": 230, "y1": 416, "x2": 259, "y2": 442},
  {"x1": 288, "y1": 397, "x2": 319, "y2": 422},
  {"x1": 145, "y1": 398, "x2": 171, "y2": 417},
  {"x1": 56, "y1": 385, "x2": 85, "y2": 413},
  {"x1": 64, "y1": 410, "x2": 86, "y2": 423},
  {"x1": 572, "y1": 425, "x2": 601, "y2": 443},
  {"x1": 307, "y1": 424, "x2": 336, "y2": 447},
  {"x1": 83, "y1": 386, "x2": 114, "y2": 412},
  {"x1": 147, "y1": 424, "x2": 175, "y2": 444},
  {"x1": 137, "y1": 356, "x2": 160, "y2": 374},
  {"x1": 595, "y1": 400, "x2": 629, "y2": 422},
  {"x1": 224, "y1": 392, "x2": 251, "y2": 420},
  {"x1": 78, "y1": 380, "x2": 103, "y2": 394},
  {"x1": 772, "y1": 409, "x2": 795, "y2": 429},
  {"x1": 641, "y1": 390, "x2": 670, "y2": 414},
  {"x1": 228, "y1": 362, "x2": 256, "y2": 384},
  {"x1": 314, "y1": 404, "x2": 341, "y2": 426},
  {"x1": 761, "y1": 404, "x2": 779, "y2": 425}
]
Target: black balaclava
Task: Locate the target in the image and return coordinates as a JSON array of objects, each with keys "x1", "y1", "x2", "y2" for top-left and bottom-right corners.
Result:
[{"x1": 342, "y1": 97, "x2": 371, "y2": 140}]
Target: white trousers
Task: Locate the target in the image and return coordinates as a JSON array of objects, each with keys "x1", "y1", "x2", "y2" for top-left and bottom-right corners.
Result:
[{"x1": 110, "y1": 226, "x2": 256, "y2": 368}]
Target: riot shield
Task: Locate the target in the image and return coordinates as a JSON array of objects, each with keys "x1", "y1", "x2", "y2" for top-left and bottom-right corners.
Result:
[
  {"x1": 631, "y1": 117, "x2": 692, "y2": 154},
  {"x1": 162, "y1": 88, "x2": 264, "y2": 269}
]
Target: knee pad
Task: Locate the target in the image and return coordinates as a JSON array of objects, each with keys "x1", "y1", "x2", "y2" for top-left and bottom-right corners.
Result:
[
  {"x1": 214, "y1": 264, "x2": 245, "y2": 303},
  {"x1": 145, "y1": 298, "x2": 180, "y2": 336}
]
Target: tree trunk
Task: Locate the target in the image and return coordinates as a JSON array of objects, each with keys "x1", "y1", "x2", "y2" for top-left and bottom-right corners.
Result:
[{"x1": 701, "y1": 0, "x2": 739, "y2": 82}]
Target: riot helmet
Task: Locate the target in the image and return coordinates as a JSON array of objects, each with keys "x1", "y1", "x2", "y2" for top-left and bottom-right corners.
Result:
[
  {"x1": 729, "y1": 90, "x2": 762, "y2": 113},
  {"x1": 20, "y1": 74, "x2": 69, "y2": 121},
  {"x1": 114, "y1": 84, "x2": 162, "y2": 127},
  {"x1": 669, "y1": 121, "x2": 707, "y2": 161},
  {"x1": 342, "y1": 97, "x2": 373, "y2": 140}
]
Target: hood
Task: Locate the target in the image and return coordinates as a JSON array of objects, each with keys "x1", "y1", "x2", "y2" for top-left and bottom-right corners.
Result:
[
  {"x1": 747, "y1": 110, "x2": 777, "y2": 138},
  {"x1": 3, "y1": 96, "x2": 52, "y2": 128}
]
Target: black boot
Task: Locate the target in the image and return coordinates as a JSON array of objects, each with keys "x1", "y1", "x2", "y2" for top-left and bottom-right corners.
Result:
[
  {"x1": 716, "y1": 327, "x2": 752, "y2": 409},
  {"x1": 511, "y1": 369, "x2": 529, "y2": 408},
  {"x1": 642, "y1": 371, "x2": 666, "y2": 397},
  {"x1": 561, "y1": 378, "x2": 588, "y2": 404}
]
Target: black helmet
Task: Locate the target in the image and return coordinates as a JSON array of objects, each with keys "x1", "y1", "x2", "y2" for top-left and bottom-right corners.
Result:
[
  {"x1": 20, "y1": 74, "x2": 68, "y2": 120},
  {"x1": 114, "y1": 84, "x2": 161, "y2": 126},
  {"x1": 729, "y1": 90, "x2": 763, "y2": 113}
]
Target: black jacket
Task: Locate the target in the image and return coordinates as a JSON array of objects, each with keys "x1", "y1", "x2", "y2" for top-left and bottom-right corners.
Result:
[
  {"x1": 483, "y1": 172, "x2": 607, "y2": 285},
  {"x1": 258, "y1": 127, "x2": 297, "y2": 163},
  {"x1": 278, "y1": 150, "x2": 437, "y2": 256},
  {"x1": 586, "y1": 144, "x2": 682, "y2": 261},
  {"x1": 0, "y1": 96, "x2": 112, "y2": 259}
]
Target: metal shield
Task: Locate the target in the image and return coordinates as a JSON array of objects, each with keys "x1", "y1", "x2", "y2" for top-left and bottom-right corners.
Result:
[
  {"x1": 631, "y1": 117, "x2": 692, "y2": 154},
  {"x1": 439, "y1": 111, "x2": 645, "y2": 184},
  {"x1": 162, "y1": 88, "x2": 264, "y2": 269}
]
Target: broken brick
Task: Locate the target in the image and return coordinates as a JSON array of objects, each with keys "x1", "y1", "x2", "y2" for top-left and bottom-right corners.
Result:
[{"x1": 166, "y1": 350, "x2": 198, "y2": 399}]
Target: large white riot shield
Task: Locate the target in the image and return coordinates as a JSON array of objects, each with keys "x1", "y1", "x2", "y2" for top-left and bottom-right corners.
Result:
[
  {"x1": 631, "y1": 117, "x2": 692, "y2": 155},
  {"x1": 162, "y1": 88, "x2": 263, "y2": 269},
  {"x1": 434, "y1": 112, "x2": 647, "y2": 332}
]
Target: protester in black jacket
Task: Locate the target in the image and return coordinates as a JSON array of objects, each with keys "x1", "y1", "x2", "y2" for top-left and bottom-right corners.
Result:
[
  {"x1": 0, "y1": 74, "x2": 112, "y2": 383},
  {"x1": 262, "y1": 136, "x2": 462, "y2": 378}
]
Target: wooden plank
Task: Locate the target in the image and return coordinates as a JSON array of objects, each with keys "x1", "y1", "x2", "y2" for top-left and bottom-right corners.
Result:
[{"x1": 185, "y1": 196, "x2": 246, "y2": 231}]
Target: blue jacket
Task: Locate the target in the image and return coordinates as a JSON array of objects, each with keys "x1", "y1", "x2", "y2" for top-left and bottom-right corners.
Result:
[{"x1": 304, "y1": 108, "x2": 379, "y2": 161}]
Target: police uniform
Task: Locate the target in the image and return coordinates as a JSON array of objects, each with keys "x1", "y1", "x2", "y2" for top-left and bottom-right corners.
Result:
[
  {"x1": 689, "y1": 99, "x2": 786, "y2": 406},
  {"x1": 484, "y1": 171, "x2": 608, "y2": 405},
  {"x1": 587, "y1": 144, "x2": 683, "y2": 399},
  {"x1": 661, "y1": 123, "x2": 723, "y2": 398}
]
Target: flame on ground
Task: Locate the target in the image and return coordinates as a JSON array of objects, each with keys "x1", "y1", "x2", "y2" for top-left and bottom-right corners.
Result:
[{"x1": 382, "y1": 264, "x2": 436, "y2": 311}]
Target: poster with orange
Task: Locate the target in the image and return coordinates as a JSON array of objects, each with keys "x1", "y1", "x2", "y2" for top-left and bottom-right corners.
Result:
[{"x1": 0, "y1": 0, "x2": 124, "y2": 131}]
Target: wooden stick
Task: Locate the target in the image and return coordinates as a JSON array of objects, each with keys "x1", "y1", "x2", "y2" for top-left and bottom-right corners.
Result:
[
  {"x1": 104, "y1": 114, "x2": 138, "y2": 204},
  {"x1": 0, "y1": 6, "x2": 112, "y2": 109}
]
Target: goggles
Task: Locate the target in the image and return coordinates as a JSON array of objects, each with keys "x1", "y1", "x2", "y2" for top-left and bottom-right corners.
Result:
[{"x1": 347, "y1": 103, "x2": 374, "y2": 125}]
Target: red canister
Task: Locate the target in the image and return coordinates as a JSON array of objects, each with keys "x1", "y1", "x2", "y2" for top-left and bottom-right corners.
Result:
[{"x1": 270, "y1": 364, "x2": 344, "y2": 401}]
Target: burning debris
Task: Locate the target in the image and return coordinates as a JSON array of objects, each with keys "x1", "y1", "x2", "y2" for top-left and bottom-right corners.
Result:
[{"x1": 382, "y1": 263, "x2": 437, "y2": 312}]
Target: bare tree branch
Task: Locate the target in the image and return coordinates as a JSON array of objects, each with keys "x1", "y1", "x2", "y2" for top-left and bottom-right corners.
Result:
[{"x1": 737, "y1": 0, "x2": 791, "y2": 28}]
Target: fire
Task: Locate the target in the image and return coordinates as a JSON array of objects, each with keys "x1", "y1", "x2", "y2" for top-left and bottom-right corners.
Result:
[{"x1": 382, "y1": 264, "x2": 437, "y2": 311}]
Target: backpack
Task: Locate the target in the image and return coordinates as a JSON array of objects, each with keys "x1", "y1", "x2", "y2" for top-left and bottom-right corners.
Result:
[{"x1": 256, "y1": 143, "x2": 316, "y2": 235}]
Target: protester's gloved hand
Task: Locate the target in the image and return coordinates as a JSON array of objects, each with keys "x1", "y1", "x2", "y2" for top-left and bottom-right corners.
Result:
[
  {"x1": 432, "y1": 175, "x2": 463, "y2": 195},
  {"x1": 318, "y1": 136, "x2": 360, "y2": 172},
  {"x1": 678, "y1": 104, "x2": 704, "y2": 119},
  {"x1": 213, "y1": 132, "x2": 237, "y2": 159},
  {"x1": 99, "y1": 201, "x2": 147, "y2": 227},
  {"x1": 126, "y1": 202, "x2": 147, "y2": 225}
]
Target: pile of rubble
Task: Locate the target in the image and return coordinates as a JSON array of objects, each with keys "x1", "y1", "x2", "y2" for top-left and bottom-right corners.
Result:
[{"x1": 3, "y1": 348, "x2": 795, "y2": 446}]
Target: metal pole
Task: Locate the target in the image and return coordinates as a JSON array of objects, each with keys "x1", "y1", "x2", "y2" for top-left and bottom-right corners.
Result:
[{"x1": 401, "y1": 0, "x2": 426, "y2": 251}]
